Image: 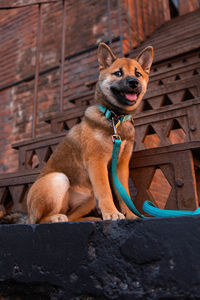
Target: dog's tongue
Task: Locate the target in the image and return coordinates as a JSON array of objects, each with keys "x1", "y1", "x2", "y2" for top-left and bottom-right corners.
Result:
[{"x1": 125, "y1": 93, "x2": 137, "y2": 101}]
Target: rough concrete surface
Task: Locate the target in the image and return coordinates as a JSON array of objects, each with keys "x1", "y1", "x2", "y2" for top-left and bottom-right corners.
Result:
[{"x1": 0, "y1": 217, "x2": 200, "y2": 299}]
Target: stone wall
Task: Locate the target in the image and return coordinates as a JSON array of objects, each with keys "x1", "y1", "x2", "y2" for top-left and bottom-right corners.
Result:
[{"x1": 0, "y1": 217, "x2": 200, "y2": 299}]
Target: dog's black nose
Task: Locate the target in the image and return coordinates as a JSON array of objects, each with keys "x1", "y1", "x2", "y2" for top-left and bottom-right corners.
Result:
[{"x1": 127, "y1": 77, "x2": 139, "y2": 89}]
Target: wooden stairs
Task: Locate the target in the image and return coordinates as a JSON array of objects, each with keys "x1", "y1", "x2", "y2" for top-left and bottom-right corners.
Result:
[{"x1": 0, "y1": 9, "x2": 200, "y2": 216}]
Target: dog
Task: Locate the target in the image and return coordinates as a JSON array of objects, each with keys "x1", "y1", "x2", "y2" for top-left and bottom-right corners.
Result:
[{"x1": 0, "y1": 42, "x2": 153, "y2": 224}]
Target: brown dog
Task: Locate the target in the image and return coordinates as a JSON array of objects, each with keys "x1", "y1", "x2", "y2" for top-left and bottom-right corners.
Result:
[{"x1": 26, "y1": 43, "x2": 153, "y2": 224}]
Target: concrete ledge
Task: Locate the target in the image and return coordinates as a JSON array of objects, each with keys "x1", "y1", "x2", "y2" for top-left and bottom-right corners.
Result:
[{"x1": 0, "y1": 217, "x2": 200, "y2": 299}]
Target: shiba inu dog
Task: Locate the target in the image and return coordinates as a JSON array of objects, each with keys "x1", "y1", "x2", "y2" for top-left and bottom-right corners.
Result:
[
  {"x1": 0, "y1": 43, "x2": 153, "y2": 224},
  {"x1": 26, "y1": 43, "x2": 153, "y2": 223}
]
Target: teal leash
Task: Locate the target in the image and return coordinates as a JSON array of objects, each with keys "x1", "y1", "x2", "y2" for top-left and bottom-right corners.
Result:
[
  {"x1": 112, "y1": 137, "x2": 200, "y2": 218},
  {"x1": 112, "y1": 138, "x2": 147, "y2": 218},
  {"x1": 98, "y1": 104, "x2": 200, "y2": 218}
]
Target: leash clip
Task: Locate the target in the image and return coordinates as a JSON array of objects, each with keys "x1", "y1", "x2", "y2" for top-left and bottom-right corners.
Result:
[
  {"x1": 112, "y1": 117, "x2": 121, "y2": 143},
  {"x1": 112, "y1": 117, "x2": 118, "y2": 134},
  {"x1": 112, "y1": 134, "x2": 121, "y2": 143}
]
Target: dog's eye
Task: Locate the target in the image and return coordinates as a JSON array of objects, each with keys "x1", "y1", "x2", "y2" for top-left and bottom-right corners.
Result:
[
  {"x1": 113, "y1": 69, "x2": 123, "y2": 77},
  {"x1": 135, "y1": 71, "x2": 142, "y2": 78}
]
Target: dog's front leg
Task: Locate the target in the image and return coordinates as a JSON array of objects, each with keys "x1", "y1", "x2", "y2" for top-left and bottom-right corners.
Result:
[{"x1": 88, "y1": 160, "x2": 125, "y2": 220}]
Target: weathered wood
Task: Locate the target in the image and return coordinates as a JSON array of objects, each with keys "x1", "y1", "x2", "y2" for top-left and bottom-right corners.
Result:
[
  {"x1": 0, "y1": 0, "x2": 59, "y2": 9},
  {"x1": 130, "y1": 141, "x2": 200, "y2": 212},
  {"x1": 0, "y1": 170, "x2": 39, "y2": 213},
  {"x1": 143, "y1": 75, "x2": 199, "y2": 100},
  {"x1": 12, "y1": 133, "x2": 65, "y2": 170},
  {"x1": 131, "y1": 9, "x2": 200, "y2": 63}
]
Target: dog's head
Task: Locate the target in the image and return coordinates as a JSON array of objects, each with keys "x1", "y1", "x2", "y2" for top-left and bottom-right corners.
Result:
[{"x1": 97, "y1": 43, "x2": 153, "y2": 113}]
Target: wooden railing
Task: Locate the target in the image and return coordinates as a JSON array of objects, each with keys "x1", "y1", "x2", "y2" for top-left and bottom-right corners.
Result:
[{"x1": 0, "y1": 1, "x2": 199, "y2": 214}]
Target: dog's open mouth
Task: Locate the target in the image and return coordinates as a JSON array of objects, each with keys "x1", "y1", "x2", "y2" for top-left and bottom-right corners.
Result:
[
  {"x1": 111, "y1": 88, "x2": 140, "y2": 106},
  {"x1": 124, "y1": 92, "x2": 137, "y2": 102}
]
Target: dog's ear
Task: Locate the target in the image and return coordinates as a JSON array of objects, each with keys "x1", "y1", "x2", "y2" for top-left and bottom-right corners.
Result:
[
  {"x1": 136, "y1": 46, "x2": 153, "y2": 74},
  {"x1": 98, "y1": 43, "x2": 117, "y2": 70}
]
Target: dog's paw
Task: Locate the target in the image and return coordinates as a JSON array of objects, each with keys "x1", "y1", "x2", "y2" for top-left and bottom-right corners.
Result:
[
  {"x1": 123, "y1": 211, "x2": 138, "y2": 219},
  {"x1": 125, "y1": 213, "x2": 138, "y2": 219},
  {"x1": 102, "y1": 211, "x2": 125, "y2": 221},
  {"x1": 49, "y1": 214, "x2": 68, "y2": 223}
]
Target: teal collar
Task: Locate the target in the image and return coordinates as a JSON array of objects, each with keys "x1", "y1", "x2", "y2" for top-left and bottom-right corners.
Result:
[{"x1": 98, "y1": 104, "x2": 132, "y2": 124}]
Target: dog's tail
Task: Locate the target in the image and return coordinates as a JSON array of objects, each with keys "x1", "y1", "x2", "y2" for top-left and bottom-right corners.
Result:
[{"x1": 0, "y1": 211, "x2": 27, "y2": 224}]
